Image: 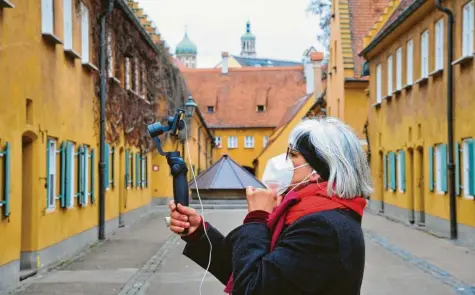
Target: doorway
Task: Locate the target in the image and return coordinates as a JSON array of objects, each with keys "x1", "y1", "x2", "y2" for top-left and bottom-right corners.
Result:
[
  {"x1": 119, "y1": 148, "x2": 125, "y2": 228},
  {"x1": 408, "y1": 149, "x2": 415, "y2": 224},
  {"x1": 379, "y1": 151, "x2": 385, "y2": 213},
  {"x1": 20, "y1": 133, "x2": 37, "y2": 279},
  {"x1": 416, "y1": 147, "x2": 426, "y2": 225}
]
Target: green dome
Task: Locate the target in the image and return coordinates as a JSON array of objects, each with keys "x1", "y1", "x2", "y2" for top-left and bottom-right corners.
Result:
[
  {"x1": 241, "y1": 21, "x2": 255, "y2": 41},
  {"x1": 175, "y1": 32, "x2": 197, "y2": 55}
]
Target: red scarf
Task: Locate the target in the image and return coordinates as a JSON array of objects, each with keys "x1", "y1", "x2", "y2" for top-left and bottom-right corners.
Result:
[{"x1": 224, "y1": 182, "x2": 367, "y2": 294}]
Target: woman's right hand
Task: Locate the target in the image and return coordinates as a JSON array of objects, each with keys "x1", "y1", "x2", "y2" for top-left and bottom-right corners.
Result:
[{"x1": 168, "y1": 200, "x2": 202, "y2": 235}]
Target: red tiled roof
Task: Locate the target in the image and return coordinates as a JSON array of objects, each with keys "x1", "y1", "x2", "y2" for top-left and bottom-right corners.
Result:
[
  {"x1": 372, "y1": 0, "x2": 416, "y2": 42},
  {"x1": 348, "y1": 0, "x2": 390, "y2": 77},
  {"x1": 181, "y1": 66, "x2": 307, "y2": 128}
]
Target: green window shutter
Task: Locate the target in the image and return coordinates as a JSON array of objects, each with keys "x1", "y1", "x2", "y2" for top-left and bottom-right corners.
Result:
[
  {"x1": 135, "y1": 153, "x2": 140, "y2": 188},
  {"x1": 441, "y1": 144, "x2": 448, "y2": 193},
  {"x1": 400, "y1": 150, "x2": 406, "y2": 192},
  {"x1": 64, "y1": 142, "x2": 72, "y2": 208},
  {"x1": 455, "y1": 142, "x2": 460, "y2": 196},
  {"x1": 125, "y1": 149, "x2": 129, "y2": 188},
  {"x1": 46, "y1": 139, "x2": 51, "y2": 207},
  {"x1": 111, "y1": 147, "x2": 115, "y2": 188},
  {"x1": 78, "y1": 146, "x2": 84, "y2": 205},
  {"x1": 389, "y1": 152, "x2": 396, "y2": 190},
  {"x1": 90, "y1": 148, "x2": 95, "y2": 204},
  {"x1": 468, "y1": 140, "x2": 475, "y2": 196},
  {"x1": 105, "y1": 143, "x2": 110, "y2": 189},
  {"x1": 429, "y1": 146, "x2": 434, "y2": 191},
  {"x1": 145, "y1": 156, "x2": 148, "y2": 187},
  {"x1": 1, "y1": 142, "x2": 11, "y2": 217},
  {"x1": 383, "y1": 154, "x2": 387, "y2": 189},
  {"x1": 59, "y1": 142, "x2": 66, "y2": 208}
]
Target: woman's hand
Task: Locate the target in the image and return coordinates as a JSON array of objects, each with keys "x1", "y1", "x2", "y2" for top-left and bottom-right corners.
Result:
[
  {"x1": 168, "y1": 200, "x2": 202, "y2": 235},
  {"x1": 246, "y1": 186, "x2": 278, "y2": 213}
]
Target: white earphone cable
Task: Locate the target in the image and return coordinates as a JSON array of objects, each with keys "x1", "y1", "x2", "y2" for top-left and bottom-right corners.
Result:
[{"x1": 183, "y1": 121, "x2": 213, "y2": 295}]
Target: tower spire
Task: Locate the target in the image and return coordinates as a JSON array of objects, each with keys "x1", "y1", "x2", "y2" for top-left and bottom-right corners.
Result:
[{"x1": 241, "y1": 20, "x2": 256, "y2": 57}]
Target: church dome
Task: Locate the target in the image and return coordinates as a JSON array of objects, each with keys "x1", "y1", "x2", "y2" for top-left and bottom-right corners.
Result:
[
  {"x1": 175, "y1": 32, "x2": 197, "y2": 55},
  {"x1": 241, "y1": 21, "x2": 255, "y2": 41}
]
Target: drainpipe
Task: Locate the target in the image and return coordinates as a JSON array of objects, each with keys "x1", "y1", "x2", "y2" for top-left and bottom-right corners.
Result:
[
  {"x1": 364, "y1": 120, "x2": 371, "y2": 166},
  {"x1": 98, "y1": 0, "x2": 115, "y2": 240},
  {"x1": 435, "y1": 0, "x2": 456, "y2": 240}
]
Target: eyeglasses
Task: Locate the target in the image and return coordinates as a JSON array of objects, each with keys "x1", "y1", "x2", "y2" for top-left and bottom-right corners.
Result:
[{"x1": 286, "y1": 146, "x2": 299, "y2": 160}]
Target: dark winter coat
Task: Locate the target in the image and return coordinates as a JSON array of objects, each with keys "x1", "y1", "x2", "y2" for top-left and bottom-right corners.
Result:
[{"x1": 182, "y1": 208, "x2": 365, "y2": 295}]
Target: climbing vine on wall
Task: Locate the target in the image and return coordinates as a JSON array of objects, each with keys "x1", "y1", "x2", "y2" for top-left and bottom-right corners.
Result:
[{"x1": 76, "y1": 0, "x2": 189, "y2": 152}]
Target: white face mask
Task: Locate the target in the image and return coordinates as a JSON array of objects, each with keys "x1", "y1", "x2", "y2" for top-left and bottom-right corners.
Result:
[{"x1": 261, "y1": 153, "x2": 313, "y2": 196}]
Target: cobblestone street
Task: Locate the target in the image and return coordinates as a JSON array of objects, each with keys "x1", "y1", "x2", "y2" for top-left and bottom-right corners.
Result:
[{"x1": 5, "y1": 205, "x2": 475, "y2": 295}]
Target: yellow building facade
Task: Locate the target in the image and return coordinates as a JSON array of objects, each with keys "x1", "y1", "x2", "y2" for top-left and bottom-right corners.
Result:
[
  {"x1": 361, "y1": 0, "x2": 475, "y2": 244},
  {"x1": 326, "y1": 0, "x2": 390, "y2": 143},
  {"x1": 0, "y1": 1, "x2": 189, "y2": 291}
]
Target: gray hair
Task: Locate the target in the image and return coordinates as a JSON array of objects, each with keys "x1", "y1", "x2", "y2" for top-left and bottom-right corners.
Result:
[{"x1": 288, "y1": 117, "x2": 373, "y2": 199}]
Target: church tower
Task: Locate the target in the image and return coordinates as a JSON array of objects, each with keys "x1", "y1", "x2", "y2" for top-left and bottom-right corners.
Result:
[
  {"x1": 240, "y1": 21, "x2": 256, "y2": 57},
  {"x1": 175, "y1": 28, "x2": 197, "y2": 68}
]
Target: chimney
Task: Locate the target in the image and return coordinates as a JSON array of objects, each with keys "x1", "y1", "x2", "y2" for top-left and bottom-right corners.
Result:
[
  {"x1": 221, "y1": 52, "x2": 229, "y2": 75},
  {"x1": 311, "y1": 52, "x2": 324, "y2": 100}
]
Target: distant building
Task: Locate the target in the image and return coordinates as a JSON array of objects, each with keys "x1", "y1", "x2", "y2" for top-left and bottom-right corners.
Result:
[
  {"x1": 175, "y1": 29, "x2": 197, "y2": 68},
  {"x1": 241, "y1": 21, "x2": 256, "y2": 57}
]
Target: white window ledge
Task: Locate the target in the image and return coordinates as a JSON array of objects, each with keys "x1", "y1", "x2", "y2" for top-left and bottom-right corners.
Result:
[
  {"x1": 82, "y1": 62, "x2": 98, "y2": 72},
  {"x1": 65, "y1": 49, "x2": 81, "y2": 60},
  {"x1": 0, "y1": 0, "x2": 14, "y2": 8},
  {"x1": 429, "y1": 69, "x2": 443, "y2": 78},
  {"x1": 372, "y1": 102, "x2": 382, "y2": 108},
  {"x1": 109, "y1": 76, "x2": 121, "y2": 85},
  {"x1": 43, "y1": 33, "x2": 63, "y2": 45},
  {"x1": 452, "y1": 55, "x2": 473, "y2": 66},
  {"x1": 415, "y1": 77, "x2": 428, "y2": 86}
]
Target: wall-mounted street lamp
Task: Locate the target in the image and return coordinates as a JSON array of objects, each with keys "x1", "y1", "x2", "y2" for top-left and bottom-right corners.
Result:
[{"x1": 184, "y1": 94, "x2": 198, "y2": 118}]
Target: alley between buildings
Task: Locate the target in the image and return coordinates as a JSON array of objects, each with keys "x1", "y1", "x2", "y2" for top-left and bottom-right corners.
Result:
[{"x1": 3, "y1": 205, "x2": 474, "y2": 295}]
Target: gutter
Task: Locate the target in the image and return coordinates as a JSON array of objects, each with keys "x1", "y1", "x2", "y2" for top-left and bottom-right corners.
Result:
[
  {"x1": 98, "y1": 0, "x2": 115, "y2": 241},
  {"x1": 435, "y1": 0, "x2": 456, "y2": 240},
  {"x1": 360, "y1": 0, "x2": 426, "y2": 57}
]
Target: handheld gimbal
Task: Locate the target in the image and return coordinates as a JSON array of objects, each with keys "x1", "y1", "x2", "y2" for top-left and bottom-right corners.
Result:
[{"x1": 147, "y1": 109, "x2": 190, "y2": 234}]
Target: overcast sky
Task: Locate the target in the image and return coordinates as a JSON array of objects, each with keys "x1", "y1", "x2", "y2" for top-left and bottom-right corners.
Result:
[{"x1": 137, "y1": 0, "x2": 323, "y2": 68}]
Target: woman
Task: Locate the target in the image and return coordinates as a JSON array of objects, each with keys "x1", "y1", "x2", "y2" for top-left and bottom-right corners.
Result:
[{"x1": 167, "y1": 117, "x2": 372, "y2": 295}]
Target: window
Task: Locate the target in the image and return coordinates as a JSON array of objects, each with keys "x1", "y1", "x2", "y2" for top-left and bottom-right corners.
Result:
[
  {"x1": 387, "y1": 55, "x2": 393, "y2": 95},
  {"x1": 434, "y1": 144, "x2": 447, "y2": 194},
  {"x1": 207, "y1": 106, "x2": 215, "y2": 113},
  {"x1": 406, "y1": 39, "x2": 414, "y2": 85},
  {"x1": 134, "y1": 58, "x2": 139, "y2": 92},
  {"x1": 47, "y1": 139, "x2": 57, "y2": 209},
  {"x1": 376, "y1": 64, "x2": 382, "y2": 103},
  {"x1": 125, "y1": 149, "x2": 134, "y2": 188},
  {"x1": 388, "y1": 152, "x2": 396, "y2": 191},
  {"x1": 63, "y1": 0, "x2": 73, "y2": 50},
  {"x1": 263, "y1": 136, "x2": 269, "y2": 147},
  {"x1": 78, "y1": 145, "x2": 94, "y2": 206},
  {"x1": 463, "y1": 139, "x2": 475, "y2": 198},
  {"x1": 107, "y1": 30, "x2": 114, "y2": 77},
  {"x1": 41, "y1": 0, "x2": 55, "y2": 35},
  {"x1": 463, "y1": 1, "x2": 474, "y2": 56},
  {"x1": 397, "y1": 150, "x2": 406, "y2": 192},
  {"x1": 435, "y1": 19, "x2": 444, "y2": 71},
  {"x1": 125, "y1": 58, "x2": 131, "y2": 90},
  {"x1": 141, "y1": 61, "x2": 146, "y2": 97},
  {"x1": 396, "y1": 48, "x2": 402, "y2": 91},
  {"x1": 214, "y1": 136, "x2": 222, "y2": 148},
  {"x1": 104, "y1": 144, "x2": 114, "y2": 189},
  {"x1": 244, "y1": 136, "x2": 255, "y2": 148},
  {"x1": 228, "y1": 136, "x2": 238, "y2": 148},
  {"x1": 80, "y1": 2, "x2": 90, "y2": 64},
  {"x1": 257, "y1": 105, "x2": 265, "y2": 112},
  {"x1": 421, "y1": 30, "x2": 429, "y2": 78}
]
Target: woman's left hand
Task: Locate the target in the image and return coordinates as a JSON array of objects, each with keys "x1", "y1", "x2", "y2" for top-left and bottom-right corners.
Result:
[{"x1": 246, "y1": 186, "x2": 278, "y2": 213}]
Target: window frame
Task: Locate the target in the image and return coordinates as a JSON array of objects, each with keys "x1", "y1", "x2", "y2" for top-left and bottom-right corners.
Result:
[
  {"x1": 244, "y1": 136, "x2": 255, "y2": 149},
  {"x1": 435, "y1": 18, "x2": 444, "y2": 71},
  {"x1": 228, "y1": 136, "x2": 238, "y2": 149},
  {"x1": 396, "y1": 47, "x2": 402, "y2": 91},
  {"x1": 406, "y1": 39, "x2": 414, "y2": 85},
  {"x1": 376, "y1": 64, "x2": 382, "y2": 103},
  {"x1": 47, "y1": 139, "x2": 57, "y2": 210},
  {"x1": 421, "y1": 30, "x2": 430, "y2": 78},
  {"x1": 80, "y1": 2, "x2": 90, "y2": 64},
  {"x1": 387, "y1": 55, "x2": 393, "y2": 95},
  {"x1": 462, "y1": 0, "x2": 475, "y2": 57}
]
